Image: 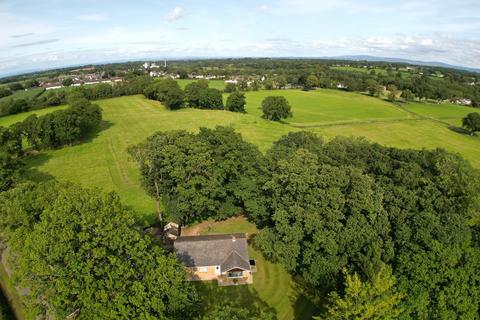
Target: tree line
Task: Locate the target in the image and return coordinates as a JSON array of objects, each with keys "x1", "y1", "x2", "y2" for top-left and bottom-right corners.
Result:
[
  {"x1": 130, "y1": 128, "x2": 480, "y2": 319},
  {"x1": 0, "y1": 97, "x2": 102, "y2": 193}
]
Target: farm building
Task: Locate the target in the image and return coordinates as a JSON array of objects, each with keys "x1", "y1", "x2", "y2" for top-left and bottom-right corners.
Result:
[{"x1": 173, "y1": 233, "x2": 253, "y2": 286}]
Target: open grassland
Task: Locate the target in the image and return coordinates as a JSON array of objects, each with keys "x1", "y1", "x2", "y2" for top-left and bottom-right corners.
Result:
[
  {"x1": 0, "y1": 105, "x2": 67, "y2": 127},
  {"x1": 403, "y1": 102, "x2": 474, "y2": 124},
  {"x1": 242, "y1": 89, "x2": 412, "y2": 126},
  {"x1": 184, "y1": 217, "x2": 318, "y2": 320}
]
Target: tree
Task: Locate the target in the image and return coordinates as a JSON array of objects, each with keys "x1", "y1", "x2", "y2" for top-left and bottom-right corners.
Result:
[
  {"x1": 462, "y1": 112, "x2": 480, "y2": 134},
  {"x1": 365, "y1": 79, "x2": 378, "y2": 96},
  {"x1": 62, "y1": 78, "x2": 74, "y2": 87},
  {"x1": 261, "y1": 96, "x2": 292, "y2": 121},
  {"x1": 305, "y1": 75, "x2": 319, "y2": 89},
  {"x1": 0, "y1": 87, "x2": 12, "y2": 99},
  {"x1": 185, "y1": 80, "x2": 209, "y2": 107},
  {"x1": 8, "y1": 83, "x2": 23, "y2": 91},
  {"x1": 263, "y1": 79, "x2": 274, "y2": 90},
  {"x1": 224, "y1": 82, "x2": 237, "y2": 93},
  {"x1": 387, "y1": 84, "x2": 398, "y2": 102},
  {"x1": 401, "y1": 89, "x2": 415, "y2": 102},
  {"x1": 25, "y1": 79, "x2": 40, "y2": 88},
  {"x1": 275, "y1": 76, "x2": 287, "y2": 89},
  {"x1": 318, "y1": 266, "x2": 404, "y2": 320},
  {"x1": 225, "y1": 91, "x2": 246, "y2": 113},
  {"x1": 198, "y1": 88, "x2": 224, "y2": 110},
  {"x1": 0, "y1": 182, "x2": 198, "y2": 319},
  {"x1": 144, "y1": 79, "x2": 184, "y2": 110},
  {"x1": 129, "y1": 127, "x2": 264, "y2": 224}
]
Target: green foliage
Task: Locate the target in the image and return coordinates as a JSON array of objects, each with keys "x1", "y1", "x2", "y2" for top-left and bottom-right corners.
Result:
[
  {"x1": 144, "y1": 79, "x2": 184, "y2": 110},
  {"x1": 226, "y1": 91, "x2": 246, "y2": 113},
  {"x1": 255, "y1": 133, "x2": 480, "y2": 318},
  {"x1": 184, "y1": 80, "x2": 209, "y2": 107},
  {"x1": 318, "y1": 266, "x2": 403, "y2": 320},
  {"x1": 19, "y1": 98, "x2": 102, "y2": 149},
  {"x1": 0, "y1": 88, "x2": 12, "y2": 99},
  {"x1": 7, "y1": 83, "x2": 23, "y2": 92},
  {"x1": 198, "y1": 88, "x2": 224, "y2": 110},
  {"x1": 62, "y1": 78, "x2": 74, "y2": 87},
  {"x1": 462, "y1": 112, "x2": 480, "y2": 134},
  {"x1": 224, "y1": 82, "x2": 237, "y2": 93},
  {"x1": 24, "y1": 79, "x2": 39, "y2": 88},
  {"x1": 305, "y1": 75, "x2": 319, "y2": 89},
  {"x1": 0, "y1": 125, "x2": 23, "y2": 192},
  {"x1": 129, "y1": 126, "x2": 264, "y2": 224},
  {"x1": 0, "y1": 182, "x2": 197, "y2": 319},
  {"x1": 261, "y1": 96, "x2": 292, "y2": 121},
  {"x1": 401, "y1": 89, "x2": 415, "y2": 102}
]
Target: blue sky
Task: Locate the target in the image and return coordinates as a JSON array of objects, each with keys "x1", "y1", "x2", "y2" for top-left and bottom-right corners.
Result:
[{"x1": 0, "y1": 0, "x2": 479, "y2": 76}]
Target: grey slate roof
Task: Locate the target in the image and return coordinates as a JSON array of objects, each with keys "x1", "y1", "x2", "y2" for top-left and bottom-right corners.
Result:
[{"x1": 173, "y1": 233, "x2": 251, "y2": 272}]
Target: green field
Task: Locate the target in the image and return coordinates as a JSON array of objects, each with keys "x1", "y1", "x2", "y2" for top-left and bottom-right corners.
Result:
[
  {"x1": 403, "y1": 102, "x2": 474, "y2": 124},
  {"x1": 0, "y1": 105, "x2": 67, "y2": 127},
  {"x1": 187, "y1": 217, "x2": 318, "y2": 320},
  {"x1": 242, "y1": 89, "x2": 411, "y2": 126}
]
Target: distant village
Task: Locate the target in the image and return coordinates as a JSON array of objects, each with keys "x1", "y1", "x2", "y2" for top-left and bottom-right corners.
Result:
[{"x1": 35, "y1": 61, "x2": 477, "y2": 106}]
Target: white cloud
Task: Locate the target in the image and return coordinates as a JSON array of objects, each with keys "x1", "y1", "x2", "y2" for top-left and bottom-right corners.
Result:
[
  {"x1": 167, "y1": 6, "x2": 183, "y2": 21},
  {"x1": 258, "y1": 4, "x2": 269, "y2": 12},
  {"x1": 76, "y1": 13, "x2": 107, "y2": 21}
]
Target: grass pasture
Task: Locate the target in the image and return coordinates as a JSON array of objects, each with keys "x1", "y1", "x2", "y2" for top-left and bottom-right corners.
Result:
[
  {"x1": 242, "y1": 89, "x2": 412, "y2": 126},
  {"x1": 0, "y1": 105, "x2": 67, "y2": 127}
]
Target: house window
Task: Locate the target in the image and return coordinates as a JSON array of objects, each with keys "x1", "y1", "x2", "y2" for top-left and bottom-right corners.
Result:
[{"x1": 227, "y1": 271, "x2": 243, "y2": 278}]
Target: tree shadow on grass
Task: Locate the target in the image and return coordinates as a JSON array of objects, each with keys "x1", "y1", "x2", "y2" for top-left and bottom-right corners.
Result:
[
  {"x1": 22, "y1": 152, "x2": 55, "y2": 183},
  {"x1": 82, "y1": 120, "x2": 113, "y2": 144},
  {"x1": 448, "y1": 125, "x2": 474, "y2": 136},
  {"x1": 194, "y1": 280, "x2": 276, "y2": 318},
  {"x1": 290, "y1": 276, "x2": 325, "y2": 320}
]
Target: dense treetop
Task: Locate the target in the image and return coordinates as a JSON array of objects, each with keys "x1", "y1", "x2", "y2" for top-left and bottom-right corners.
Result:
[{"x1": 0, "y1": 182, "x2": 197, "y2": 319}]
